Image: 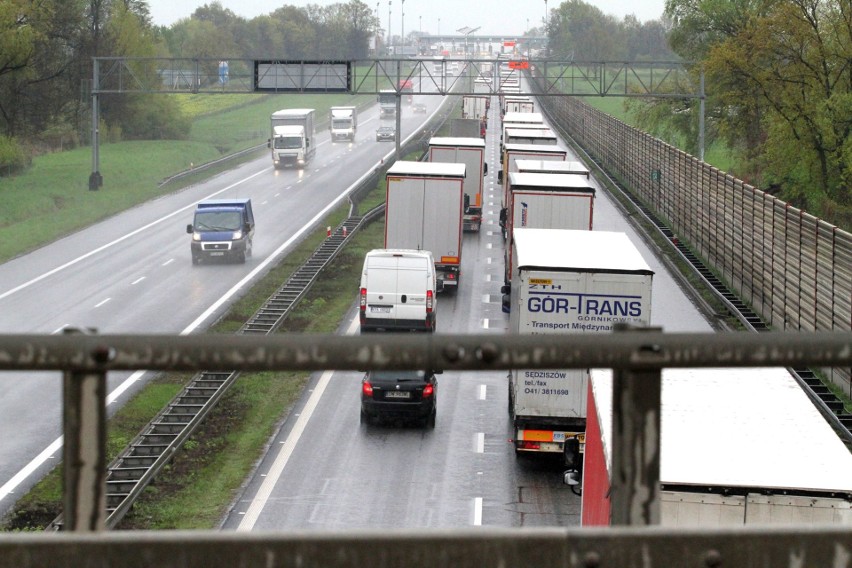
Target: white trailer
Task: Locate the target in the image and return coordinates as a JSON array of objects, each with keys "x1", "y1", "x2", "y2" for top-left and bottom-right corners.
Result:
[
  {"x1": 499, "y1": 143, "x2": 567, "y2": 210},
  {"x1": 462, "y1": 95, "x2": 489, "y2": 120},
  {"x1": 428, "y1": 137, "x2": 486, "y2": 232},
  {"x1": 506, "y1": 228, "x2": 654, "y2": 459},
  {"x1": 385, "y1": 161, "x2": 467, "y2": 291},
  {"x1": 503, "y1": 172, "x2": 596, "y2": 283},
  {"x1": 503, "y1": 127, "x2": 558, "y2": 148},
  {"x1": 515, "y1": 159, "x2": 590, "y2": 178},
  {"x1": 503, "y1": 96, "x2": 535, "y2": 114},
  {"x1": 583, "y1": 367, "x2": 852, "y2": 526},
  {"x1": 329, "y1": 106, "x2": 357, "y2": 141}
]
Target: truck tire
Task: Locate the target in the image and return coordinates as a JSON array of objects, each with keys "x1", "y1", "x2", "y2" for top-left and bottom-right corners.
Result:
[
  {"x1": 236, "y1": 250, "x2": 246, "y2": 264},
  {"x1": 192, "y1": 254, "x2": 200, "y2": 265}
]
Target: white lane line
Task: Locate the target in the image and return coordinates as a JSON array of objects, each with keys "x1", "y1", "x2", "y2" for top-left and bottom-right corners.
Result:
[
  {"x1": 473, "y1": 497, "x2": 483, "y2": 526},
  {"x1": 478, "y1": 385, "x2": 487, "y2": 400},
  {"x1": 0, "y1": 168, "x2": 269, "y2": 302},
  {"x1": 475, "y1": 433, "x2": 484, "y2": 453},
  {"x1": 162, "y1": 259, "x2": 174, "y2": 266},
  {"x1": 131, "y1": 277, "x2": 146, "y2": 285},
  {"x1": 482, "y1": 318, "x2": 490, "y2": 329},
  {"x1": 94, "y1": 298, "x2": 111, "y2": 308},
  {"x1": 236, "y1": 317, "x2": 360, "y2": 531}
]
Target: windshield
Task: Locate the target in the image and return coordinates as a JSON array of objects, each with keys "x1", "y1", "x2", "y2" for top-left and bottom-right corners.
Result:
[
  {"x1": 274, "y1": 136, "x2": 302, "y2": 149},
  {"x1": 369, "y1": 370, "x2": 428, "y2": 382},
  {"x1": 378, "y1": 93, "x2": 395, "y2": 105},
  {"x1": 193, "y1": 211, "x2": 242, "y2": 231}
]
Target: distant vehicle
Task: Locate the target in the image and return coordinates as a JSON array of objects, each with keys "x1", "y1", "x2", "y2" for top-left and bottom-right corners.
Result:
[
  {"x1": 398, "y1": 79, "x2": 414, "y2": 104},
  {"x1": 186, "y1": 199, "x2": 254, "y2": 264},
  {"x1": 413, "y1": 102, "x2": 428, "y2": 114},
  {"x1": 378, "y1": 89, "x2": 396, "y2": 118},
  {"x1": 268, "y1": 109, "x2": 315, "y2": 169},
  {"x1": 360, "y1": 369, "x2": 439, "y2": 427},
  {"x1": 359, "y1": 249, "x2": 437, "y2": 333},
  {"x1": 376, "y1": 125, "x2": 396, "y2": 141},
  {"x1": 329, "y1": 106, "x2": 357, "y2": 142}
]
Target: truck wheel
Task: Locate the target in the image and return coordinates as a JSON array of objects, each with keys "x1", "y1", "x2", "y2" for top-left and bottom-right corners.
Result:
[{"x1": 192, "y1": 254, "x2": 200, "y2": 265}]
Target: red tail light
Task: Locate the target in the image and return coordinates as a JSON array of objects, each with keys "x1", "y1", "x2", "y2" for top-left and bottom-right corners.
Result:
[
  {"x1": 359, "y1": 288, "x2": 367, "y2": 311},
  {"x1": 447, "y1": 273, "x2": 456, "y2": 280},
  {"x1": 426, "y1": 289, "x2": 433, "y2": 313},
  {"x1": 422, "y1": 383, "x2": 434, "y2": 397},
  {"x1": 362, "y1": 381, "x2": 373, "y2": 397},
  {"x1": 519, "y1": 441, "x2": 541, "y2": 450}
]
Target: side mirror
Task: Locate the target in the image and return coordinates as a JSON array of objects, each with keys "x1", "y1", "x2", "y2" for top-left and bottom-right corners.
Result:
[
  {"x1": 267, "y1": 138, "x2": 271, "y2": 149},
  {"x1": 483, "y1": 162, "x2": 488, "y2": 174},
  {"x1": 186, "y1": 224, "x2": 193, "y2": 234},
  {"x1": 497, "y1": 171, "x2": 503, "y2": 184},
  {"x1": 500, "y1": 284, "x2": 510, "y2": 295},
  {"x1": 501, "y1": 294, "x2": 511, "y2": 314}
]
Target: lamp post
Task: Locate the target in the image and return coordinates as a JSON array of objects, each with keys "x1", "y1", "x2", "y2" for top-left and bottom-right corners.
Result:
[
  {"x1": 376, "y1": 2, "x2": 380, "y2": 55},
  {"x1": 543, "y1": 0, "x2": 548, "y2": 55},
  {"x1": 388, "y1": 1, "x2": 392, "y2": 53},
  {"x1": 401, "y1": 0, "x2": 405, "y2": 55}
]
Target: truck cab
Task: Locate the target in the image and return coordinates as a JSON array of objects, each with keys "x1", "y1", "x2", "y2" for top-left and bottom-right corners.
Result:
[{"x1": 186, "y1": 199, "x2": 254, "y2": 264}]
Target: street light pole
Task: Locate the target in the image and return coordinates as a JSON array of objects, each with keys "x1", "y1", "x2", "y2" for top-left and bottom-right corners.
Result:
[
  {"x1": 401, "y1": 0, "x2": 405, "y2": 55},
  {"x1": 543, "y1": 0, "x2": 548, "y2": 55},
  {"x1": 388, "y1": 1, "x2": 392, "y2": 53}
]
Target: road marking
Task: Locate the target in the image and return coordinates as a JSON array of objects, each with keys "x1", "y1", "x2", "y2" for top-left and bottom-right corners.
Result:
[
  {"x1": 479, "y1": 385, "x2": 487, "y2": 400},
  {"x1": 236, "y1": 317, "x2": 360, "y2": 531},
  {"x1": 475, "y1": 433, "x2": 485, "y2": 453},
  {"x1": 94, "y1": 298, "x2": 111, "y2": 308},
  {"x1": 131, "y1": 277, "x2": 146, "y2": 285},
  {"x1": 162, "y1": 259, "x2": 174, "y2": 266},
  {"x1": 473, "y1": 497, "x2": 483, "y2": 526}
]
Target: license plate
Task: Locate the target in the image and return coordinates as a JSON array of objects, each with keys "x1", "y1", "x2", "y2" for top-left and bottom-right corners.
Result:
[
  {"x1": 370, "y1": 306, "x2": 391, "y2": 313},
  {"x1": 385, "y1": 391, "x2": 411, "y2": 399},
  {"x1": 210, "y1": 252, "x2": 224, "y2": 256}
]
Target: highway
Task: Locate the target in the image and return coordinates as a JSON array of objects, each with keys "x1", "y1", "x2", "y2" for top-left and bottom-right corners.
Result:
[
  {"x1": 220, "y1": 96, "x2": 714, "y2": 531},
  {"x1": 0, "y1": 93, "x2": 441, "y2": 517},
  {"x1": 0, "y1": 83, "x2": 713, "y2": 526}
]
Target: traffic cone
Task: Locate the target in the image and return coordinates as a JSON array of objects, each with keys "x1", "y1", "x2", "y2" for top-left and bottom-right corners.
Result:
[{"x1": 326, "y1": 226, "x2": 331, "y2": 237}]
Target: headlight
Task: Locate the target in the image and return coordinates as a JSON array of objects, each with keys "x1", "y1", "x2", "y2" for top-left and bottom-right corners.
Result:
[
  {"x1": 232, "y1": 230, "x2": 243, "y2": 240},
  {"x1": 192, "y1": 232, "x2": 201, "y2": 241}
]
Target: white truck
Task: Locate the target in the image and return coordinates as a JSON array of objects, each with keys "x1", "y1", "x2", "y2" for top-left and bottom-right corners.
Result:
[
  {"x1": 385, "y1": 161, "x2": 467, "y2": 292},
  {"x1": 582, "y1": 367, "x2": 852, "y2": 526},
  {"x1": 503, "y1": 127, "x2": 557, "y2": 149},
  {"x1": 269, "y1": 108, "x2": 316, "y2": 169},
  {"x1": 515, "y1": 159, "x2": 590, "y2": 178},
  {"x1": 503, "y1": 96, "x2": 535, "y2": 114},
  {"x1": 499, "y1": 143, "x2": 568, "y2": 210},
  {"x1": 502, "y1": 172, "x2": 596, "y2": 283},
  {"x1": 506, "y1": 228, "x2": 654, "y2": 461},
  {"x1": 329, "y1": 106, "x2": 357, "y2": 141},
  {"x1": 378, "y1": 89, "x2": 397, "y2": 119},
  {"x1": 428, "y1": 137, "x2": 487, "y2": 232},
  {"x1": 462, "y1": 95, "x2": 489, "y2": 121},
  {"x1": 500, "y1": 111, "x2": 545, "y2": 151}
]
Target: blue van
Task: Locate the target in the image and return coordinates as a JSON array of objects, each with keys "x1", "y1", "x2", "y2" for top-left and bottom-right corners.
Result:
[{"x1": 186, "y1": 199, "x2": 254, "y2": 264}]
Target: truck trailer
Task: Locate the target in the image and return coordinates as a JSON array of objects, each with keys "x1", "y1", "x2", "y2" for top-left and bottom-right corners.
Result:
[
  {"x1": 515, "y1": 159, "x2": 590, "y2": 178},
  {"x1": 502, "y1": 172, "x2": 596, "y2": 282},
  {"x1": 329, "y1": 106, "x2": 357, "y2": 141},
  {"x1": 269, "y1": 108, "x2": 316, "y2": 169},
  {"x1": 384, "y1": 161, "x2": 466, "y2": 292},
  {"x1": 462, "y1": 95, "x2": 489, "y2": 120},
  {"x1": 378, "y1": 89, "x2": 397, "y2": 119},
  {"x1": 506, "y1": 228, "x2": 654, "y2": 460},
  {"x1": 428, "y1": 137, "x2": 487, "y2": 232},
  {"x1": 583, "y1": 367, "x2": 852, "y2": 526},
  {"x1": 499, "y1": 143, "x2": 568, "y2": 209}
]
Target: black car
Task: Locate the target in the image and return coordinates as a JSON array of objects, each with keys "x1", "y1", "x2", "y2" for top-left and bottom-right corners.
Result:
[
  {"x1": 413, "y1": 102, "x2": 428, "y2": 114},
  {"x1": 361, "y1": 369, "x2": 439, "y2": 427},
  {"x1": 375, "y1": 125, "x2": 396, "y2": 141}
]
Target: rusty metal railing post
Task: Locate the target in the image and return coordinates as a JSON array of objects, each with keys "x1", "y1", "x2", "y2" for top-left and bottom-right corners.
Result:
[
  {"x1": 62, "y1": 328, "x2": 107, "y2": 531},
  {"x1": 610, "y1": 324, "x2": 663, "y2": 526}
]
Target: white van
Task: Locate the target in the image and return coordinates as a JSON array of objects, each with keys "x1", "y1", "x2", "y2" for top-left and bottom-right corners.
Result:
[{"x1": 359, "y1": 249, "x2": 437, "y2": 333}]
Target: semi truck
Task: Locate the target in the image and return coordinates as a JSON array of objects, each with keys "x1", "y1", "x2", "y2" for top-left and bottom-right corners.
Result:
[
  {"x1": 502, "y1": 127, "x2": 558, "y2": 151},
  {"x1": 515, "y1": 159, "x2": 590, "y2": 178},
  {"x1": 329, "y1": 106, "x2": 357, "y2": 142},
  {"x1": 505, "y1": 228, "x2": 654, "y2": 461},
  {"x1": 502, "y1": 172, "x2": 596, "y2": 281},
  {"x1": 503, "y1": 96, "x2": 535, "y2": 114},
  {"x1": 500, "y1": 112, "x2": 545, "y2": 151},
  {"x1": 462, "y1": 95, "x2": 489, "y2": 120},
  {"x1": 499, "y1": 143, "x2": 568, "y2": 209},
  {"x1": 384, "y1": 161, "x2": 467, "y2": 292},
  {"x1": 398, "y1": 79, "x2": 414, "y2": 104},
  {"x1": 583, "y1": 367, "x2": 852, "y2": 526},
  {"x1": 186, "y1": 198, "x2": 255, "y2": 264},
  {"x1": 428, "y1": 137, "x2": 487, "y2": 232},
  {"x1": 378, "y1": 89, "x2": 397, "y2": 118},
  {"x1": 269, "y1": 108, "x2": 316, "y2": 169}
]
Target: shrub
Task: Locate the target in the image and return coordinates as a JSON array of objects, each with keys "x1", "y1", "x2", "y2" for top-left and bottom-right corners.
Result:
[{"x1": 0, "y1": 135, "x2": 31, "y2": 177}]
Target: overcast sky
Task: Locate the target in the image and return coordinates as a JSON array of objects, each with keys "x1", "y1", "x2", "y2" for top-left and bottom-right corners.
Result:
[{"x1": 146, "y1": 0, "x2": 667, "y2": 36}]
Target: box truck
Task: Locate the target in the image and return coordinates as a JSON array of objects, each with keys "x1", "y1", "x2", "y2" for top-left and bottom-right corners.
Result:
[
  {"x1": 500, "y1": 112, "x2": 545, "y2": 149},
  {"x1": 385, "y1": 161, "x2": 466, "y2": 292},
  {"x1": 502, "y1": 172, "x2": 596, "y2": 282},
  {"x1": 503, "y1": 96, "x2": 535, "y2": 114},
  {"x1": 329, "y1": 106, "x2": 357, "y2": 141},
  {"x1": 428, "y1": 137, "x2": 487, "y2": 232},
  {"x1": 269, "y1": 109, "x2": 316, "y2": 169},
  {"x1": 505, "y1": 228, "x2": 654, "y2": 460},
  {"x1": 462, "y1": 95, "x2": 489, "y2": 120},
  {"x1": 515, "y1": 159, "x2": 590, "y2": 178},
  {"x1": 583, "y1": 367, "x2": 852, "y2": 526},
  {"x1": 378, "y1": 89, "x2": 396, "y2": 118},
  {"x1": 186, "y1": 199, "x2": 255, "y2": 264},
  {"x1": 499, "y1": 143, "x2": 568, "y2": 209}
]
